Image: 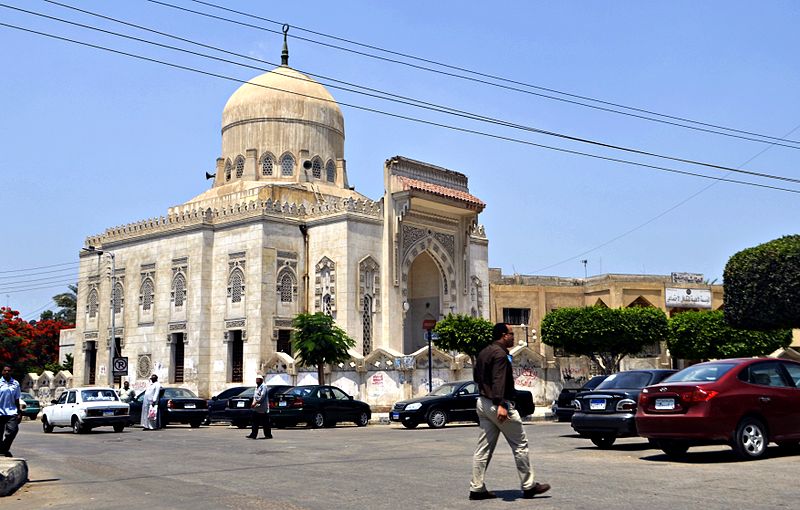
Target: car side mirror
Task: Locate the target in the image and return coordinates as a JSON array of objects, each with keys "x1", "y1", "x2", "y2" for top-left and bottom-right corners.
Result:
[
  {"x1": 348, "y1": 395, "x2": 353, "y2": 400},
  {"x1": 51, "y1": 399, "x2": 58, "y2": 405},
  {"x1": 457, "y1": 390, "x2": 468, "y2": 396},
  {"x1": 211, "y1": 395, "x2": 218, "y2": 400}
]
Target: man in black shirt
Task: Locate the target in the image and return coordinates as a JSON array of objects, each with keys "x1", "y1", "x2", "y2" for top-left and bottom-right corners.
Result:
[{"x1": 469, "y1": 323, "x2": 550, "y2": 500}]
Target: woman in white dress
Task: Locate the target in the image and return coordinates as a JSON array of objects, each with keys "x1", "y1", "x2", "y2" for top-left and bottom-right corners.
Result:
[{"x1": 141, "y1": 374, "x2": 162, "y2": 430}]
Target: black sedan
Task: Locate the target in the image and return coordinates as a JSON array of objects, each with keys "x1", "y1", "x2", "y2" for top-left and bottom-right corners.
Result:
[
  {"x1": 225, "y1": 385, "x2": 293, "y2": 428},
  {"x1": 269, "y1": 385, "x2": 370, "y2": 428},
  {"x1": 390, "y1": 380, "x2": 535, "y2": 429},
  {"x1": 129, "y1": 387, "x2": 209, "y2": 428},
  {"x1": 205, "y1": 385, "x2": 250, "y2": 425},
  {"x1": 570, "y1": 369, "x2": 676, "y2": 448},
  {"x1": 551, "y1": 375, "x2": 608, "y2": 422}
]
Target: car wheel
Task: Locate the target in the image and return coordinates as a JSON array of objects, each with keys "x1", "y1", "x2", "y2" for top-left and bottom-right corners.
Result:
[
  {"x1": 427, "y1": 409, "x2": 447, "y2": 429},
  {"x1": 71, "y1": 417, "x2": 83, "y2": 434},
  {"x1": 42, "y1": 417, "x2": 54, "y2": 433},
  {"x1": 733, "y1": 417, "x2": 768, "y2": 460},
  {"x1": 590, "y1": 434, "x2": 616, "y2": 448},
  {"x1": 203, "y1": 417, "x2": 211, "y2": 426},
  {"x1": 355, "y1": 411, "x2": 369, "y2": 427},
  {"x1": 659, "y1": 439, "x2": 690, "y2": 458},
  {"x1": 190, "y1": 421, "x2": 201, "y2": 428},
  {"x1": 310, "y1": 412, "x2": 325, "y2": 428},
  {"x1": 113, "y1": 424, "x2": 125, "y2": 433}
]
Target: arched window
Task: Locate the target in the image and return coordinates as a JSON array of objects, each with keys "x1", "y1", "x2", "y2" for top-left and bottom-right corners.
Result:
[
  {"x1": 234, "y1": 155, "x2": 245, "y2": 178},
  {"x1": 228, "y1": 268, "x2": 245, "y2": 303},
  {"x1": 311, "y1": 157, "x2": 322, "y2": 179},
  {"x1": 362, "y1": 295, "x2": 372, "y2": 355},
  {"x1": 279, "y1": 272, "x2": 294, "y2": 302},
  {"x1": 140, "y1": 279, "x2": 154, "y2": 311},
  {"x1": 281, "y1": 154, "x2": 295, "y2": 176},
  {"x1": 261, "y1": 153, "x2": 274, "y2": 176},
  {"x1": 225, "y1": 159, "x2": 232, "y2": 181},
  {"x1": 87, "y1": 288, "x2": 98, "y2": 318},
  {"x1": 172, "y1": 273, "x2": 186, "y2": 307},
  {"x1": 113, "y1": 281, "x2": 124, "y2": 314},
  {"x1": 326, "y1": 160, "x2": 336, "y2": 182}
]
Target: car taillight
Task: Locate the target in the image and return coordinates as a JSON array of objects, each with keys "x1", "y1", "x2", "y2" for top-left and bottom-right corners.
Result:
[
  {"x1": 639, "y1": 389, "x2": 650, "y2": 406},
  {"x1": 616, "y1": 399, "x2": 636, "y2": 412},
  {"x1": 167, "y1": 399, "x2": 174, "y2": 409},
  {"x1": 680, "y1": 387, "x2": 719, "y2": 403},
  {"x1": 292, "y1": 397, "x2": 304, "y2": 408}
]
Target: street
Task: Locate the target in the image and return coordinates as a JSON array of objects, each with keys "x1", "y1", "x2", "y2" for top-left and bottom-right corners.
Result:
[{"x1": 4, "y1": 418, "x2": 798, "y2": 509}]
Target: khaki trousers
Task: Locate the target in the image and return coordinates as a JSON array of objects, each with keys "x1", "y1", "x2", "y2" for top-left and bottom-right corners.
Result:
[{"x1": 470, "y1": 396, "x2": 535, "y2": 492}]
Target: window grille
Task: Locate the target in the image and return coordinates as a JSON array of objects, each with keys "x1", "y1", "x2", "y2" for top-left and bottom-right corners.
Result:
[
  {"x1": 225, "y1": 160, "x2": 232, "y2": 181},
  {"x1": 362, "y1": 295, "x2": 373, "y2": 355},
  {"x1": 87, "y1": 289, "x2": 98, "y2": 318},
  {"x1": 326, "y1": 160, "x2": 335, "y2": 182},
  {"x1": 234, "y1": 156, "x2": 245, "y2": 178},
  {"x1": 502, "y1": 308, "x2": 530, "y2": 325},
  {"x1": 140, "y1": 279, "x2": 154, "y2": 311},
  {"x1": 228, "y1": 269, "x2": 244, "y2": 303},
  {"x1": 281, "y1": 154, "x2": 294, "y2": 176},
  {"x1": 279, "y1": 273, "x2": 293, "y2": 302},
  {"x1": 113, "y1": 282, "x2": 124, "y2": 314},
  {"x1": 262, "y1": 154, "x2": 273, "y2": 176},
  {"x1": 312, "y1": 157, "x2": 322, "y2": 179},
  {"x1": 172, "y1": 273, "x2": 186, "y2": 307}
]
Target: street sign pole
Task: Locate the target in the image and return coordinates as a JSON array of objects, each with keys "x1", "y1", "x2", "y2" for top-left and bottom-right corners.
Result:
[{"x1": 427, "y1": 329, "x2": 432, "y2": 393}]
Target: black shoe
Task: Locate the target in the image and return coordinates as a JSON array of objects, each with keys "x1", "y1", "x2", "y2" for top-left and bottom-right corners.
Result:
[
  {"x1": 264, "y1": 435, "x2": 273, "y2": 439},
  {"x1": 2, "y1": 451, "x2": 12, "y2": 458},
  {"x1": 245, "y1": 435, "x2": 257, "y2": 439},
  {"x1": 522, "y1": 483, "x2": 551, "y2": 498},
  {"x1": 468, "y1": 491, "x2": 497, "y2": 500}
]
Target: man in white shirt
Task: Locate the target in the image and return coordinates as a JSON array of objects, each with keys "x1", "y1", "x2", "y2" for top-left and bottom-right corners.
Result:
[{"x1": 0, "y1": 365, "x2": 22, "y2": 457}]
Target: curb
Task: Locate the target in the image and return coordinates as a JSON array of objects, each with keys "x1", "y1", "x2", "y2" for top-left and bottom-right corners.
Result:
[{"x1": 0, "y1": 459, "x2": 28, "y2": 497}]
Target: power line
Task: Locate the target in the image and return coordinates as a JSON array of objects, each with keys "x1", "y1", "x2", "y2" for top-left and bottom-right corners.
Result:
[
  {"x1": 2, "y1": 21, "x2": 799, "y2": 196},
  {"x1": 0, "y1": 266, "x2": 80, "y2": 280},
  {"x1": 0, "y1": 260, "x2": 78, "y2": 274},
  {"x1": 147, "y1": 0, "x2": 800, "y2": 148},
  {"x1": 20, "y1": 3, "x2": 800, "y2": 183},
  {"x1": 531, "y1": 122, "x2": 800, "y2": 274}
]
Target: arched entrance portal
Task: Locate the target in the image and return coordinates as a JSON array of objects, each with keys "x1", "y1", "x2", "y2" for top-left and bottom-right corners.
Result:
[{"x1": 403, "y1": 251, "x2": 442, "y2": 353}]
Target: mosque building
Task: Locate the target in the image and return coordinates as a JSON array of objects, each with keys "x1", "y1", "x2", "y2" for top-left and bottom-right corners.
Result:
[{"x1": 71, "y1": 36, "x2": 489, "y2": 398}]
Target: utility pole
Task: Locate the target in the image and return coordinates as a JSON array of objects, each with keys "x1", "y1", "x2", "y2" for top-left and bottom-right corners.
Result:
[{"x1": 580, "y1": 259, "x2": 588, "y2": 279}]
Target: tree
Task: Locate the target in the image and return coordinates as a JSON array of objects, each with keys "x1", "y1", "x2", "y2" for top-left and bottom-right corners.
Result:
[
  {"x1": 723, "y1": 235, "x2": 800, "y2": 330},
  {"x1": 541, "y1": 306, "x2": 669, "y2": 374},
  {"x1": 668, "y1": 310, "x2": 791, "y2": 360},
  {"x1": 0, "y1": 307, "x2": 34, "y2": 378},
  {"x1": 291, "y1": 313, "x2": 356, "y2": 385},
  {"x1": 432, "y1": 314, "x2": 494, "y2": 363},
  {"x1": 52, "y1": 284, "x2": 78, "y2": 324}
]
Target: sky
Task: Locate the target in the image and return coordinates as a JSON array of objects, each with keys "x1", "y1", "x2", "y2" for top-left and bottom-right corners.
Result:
[{"x1": 1, "y1": 1, "x2": 799, "y2": 320}]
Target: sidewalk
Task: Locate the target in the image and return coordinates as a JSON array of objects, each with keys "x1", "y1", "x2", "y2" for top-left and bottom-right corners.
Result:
[
  {"x1": 372, "y1": 405, "x2": 554, "y2": 424},
  {"x1": 0, "y1": 457, "x2": 27, "y2": 497}
]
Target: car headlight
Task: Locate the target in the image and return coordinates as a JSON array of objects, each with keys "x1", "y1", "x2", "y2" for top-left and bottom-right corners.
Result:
[
  {"x1": 571, "y1": 399, "x2": 581, "y2": 411},
  {"x1": 405, "y1": 402, "x2": 422, "y2": 411}
]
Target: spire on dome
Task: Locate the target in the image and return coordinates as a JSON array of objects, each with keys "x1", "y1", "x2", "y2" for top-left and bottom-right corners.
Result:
[{"x1": 281, "y1": 24, "x2": 290, "y2": 66}]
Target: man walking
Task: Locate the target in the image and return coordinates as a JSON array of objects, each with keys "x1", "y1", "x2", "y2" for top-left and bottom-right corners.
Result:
[
  {"x1": 469, "y1": 323, "x2": 550, "y2": 500},
  {"x1": 141, "y1": 374, "x2": 161, "y2": 430},
  {"x1": 247, "y1": 374, "x2": 272, "y2": 439},
  {"x1": 0, "y1": 365, "x2": 22, "y2": 457}
]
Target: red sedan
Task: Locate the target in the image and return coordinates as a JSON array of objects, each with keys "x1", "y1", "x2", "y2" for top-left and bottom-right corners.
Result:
[{"x1": 636, "y1": 357, "x2": 800, "y2": 460}]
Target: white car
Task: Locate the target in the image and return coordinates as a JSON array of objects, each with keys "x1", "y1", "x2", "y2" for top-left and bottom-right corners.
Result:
[{"x1": 42, "y1": 387, "x2": 130, "y2": 434}]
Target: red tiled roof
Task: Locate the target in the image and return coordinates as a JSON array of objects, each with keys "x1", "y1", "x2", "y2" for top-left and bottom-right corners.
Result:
[{"x1": 397, "y1": 176, "x2": 485, "y2": 209}]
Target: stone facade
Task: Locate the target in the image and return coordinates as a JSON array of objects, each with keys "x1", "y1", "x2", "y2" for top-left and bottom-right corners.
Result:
[{"x1": 69, "y1": 47, "x2": 489, "y2": 402}]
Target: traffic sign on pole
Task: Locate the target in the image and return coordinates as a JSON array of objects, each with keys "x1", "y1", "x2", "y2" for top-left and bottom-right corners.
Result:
[{"x1": 113, "y1": 357, "x2": 128, "y2": 376}]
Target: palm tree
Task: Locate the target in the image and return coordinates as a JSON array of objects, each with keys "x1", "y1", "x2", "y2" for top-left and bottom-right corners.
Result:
[
  {"x1": 52, "y1": 284, "x2": 77, "y2": 324},
  {"x1": 291, "y1": 313, "x2": 355, "y2": 385}
]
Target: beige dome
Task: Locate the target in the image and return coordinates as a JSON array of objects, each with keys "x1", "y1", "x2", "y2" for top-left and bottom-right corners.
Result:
[{"x1": 222, "y1": 66, "x2": 344, "y2": 137}]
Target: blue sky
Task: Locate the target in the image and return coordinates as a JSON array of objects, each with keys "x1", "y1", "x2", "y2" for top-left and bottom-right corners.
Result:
[{"x1": 1, "y1": 1, "x2": 799, "y2": 320}]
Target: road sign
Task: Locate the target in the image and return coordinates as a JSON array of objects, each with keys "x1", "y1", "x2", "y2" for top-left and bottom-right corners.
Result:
[
  {"x1": 113, "y1": 357, "x2": 128, "y2": 376},
  {"x1": 422, "y1": 319, "x2": 437, "y2": 330}
]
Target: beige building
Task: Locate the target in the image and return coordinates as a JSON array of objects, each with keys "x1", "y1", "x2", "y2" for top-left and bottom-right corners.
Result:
[
  {"x1": 70, "y1": 40, "x2": 489, "y2": 398},
  {"x1": 489, "y1": 270, "x2": 725, "y2": 376}
]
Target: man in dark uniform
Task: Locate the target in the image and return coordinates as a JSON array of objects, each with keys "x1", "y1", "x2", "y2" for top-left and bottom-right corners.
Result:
[{"x1": 469, "y1": 323, "x2": 550, "y2": 500}]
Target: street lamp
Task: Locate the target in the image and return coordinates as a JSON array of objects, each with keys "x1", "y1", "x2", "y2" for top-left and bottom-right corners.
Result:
[
  {"x1": 83, "y1": 246, "x2": 116, "y2": 387},
  {"x1": 520, "y1": 323, "x2": 529, "y2": 347}
]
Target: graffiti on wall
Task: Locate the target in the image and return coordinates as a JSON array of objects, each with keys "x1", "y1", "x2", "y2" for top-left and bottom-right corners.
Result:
[
  {"x1": 561, "y1": 365, "x2": 589, "y2": 385},
  {"x1": 513, "y1": 363, "x2": 540, "y2": 388}
]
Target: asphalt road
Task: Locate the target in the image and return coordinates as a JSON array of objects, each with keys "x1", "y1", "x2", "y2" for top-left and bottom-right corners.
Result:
[{"x1": 4, "y1": 418, "x2": 798, "y2": 510}]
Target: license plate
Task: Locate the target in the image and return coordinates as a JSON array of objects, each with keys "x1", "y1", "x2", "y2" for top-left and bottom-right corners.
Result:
[
  {"x1": 655, "y1": 398, "x2": 675, "y2": 410},
  {"x1": 103, "y1": 410, "x2": 114, "y2": 416},
  {"x1": 589, "y1": 399, "x2": 606, "y2": 410},
  {"x1": 391, "y1": 412, "x2": 399, "y2": 419},
  {"x1": 184, "y1": 403, "x2": 196, "y2": 409},
  {"x1": 278, "y1": 401, "x2": 287, "y2": 407},
  {"x1": 236, "y1": 401, "x2": 245, "y2": 408}
]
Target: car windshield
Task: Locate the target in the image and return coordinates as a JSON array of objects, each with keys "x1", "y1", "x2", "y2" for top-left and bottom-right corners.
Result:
[
  {"x1": 429, "y1": 383, "x2": 460, "y2": 396},
  {"x1": 663, "y1": 363, "x2": 736, "y2": 383},
  {"x1": 163, "y1": 388, "x2": 197, "y2": 398},
  {"x1": 81, "y1": 389, "x2": 118, "y2": 401},
  {"x1": 584, "y1": 376, "x2": 607, "y2": 390},
  {"x1": 595, "y1": 372, "x2": 654, "y2": 390},
  {"x1": 236, "y1": 388, "x2": 255, "y2": 398}
]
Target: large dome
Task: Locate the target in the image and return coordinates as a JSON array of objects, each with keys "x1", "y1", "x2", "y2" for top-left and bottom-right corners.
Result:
[
  {"x1": 217, "y1": 65, "x2": 346, "y2": 188},
  {"x1": 222, "y1": 66, "x2": 343, "y2": 134}
]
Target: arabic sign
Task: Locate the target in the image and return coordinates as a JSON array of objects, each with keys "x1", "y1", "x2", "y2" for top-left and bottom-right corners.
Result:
[
  {"x1": 665, "y1": 287, "x2": 712, "y2": 308},
  {"x1": 671, "y1": 272, "x2": 704, "y2": 284}
]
